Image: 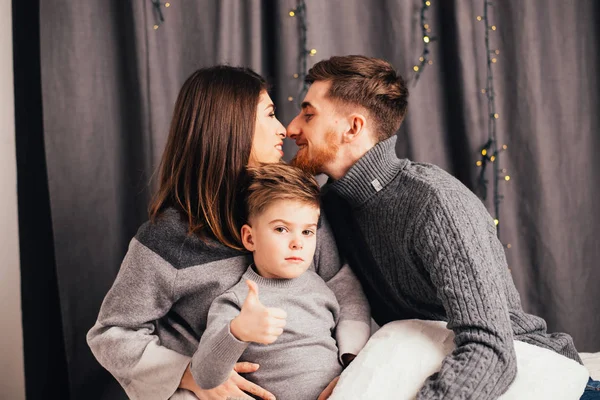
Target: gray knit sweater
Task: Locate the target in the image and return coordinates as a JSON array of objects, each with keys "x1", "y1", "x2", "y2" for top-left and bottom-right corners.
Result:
[
  {"x1": 192, "y1": 265, "x2": 343, "y2": 400},
  {"x1": 87, "y1": 208, "x2": 370, "y2": 400},
  {"x1": 322, "y1": 135, "x2": 581, "y2": 400}
]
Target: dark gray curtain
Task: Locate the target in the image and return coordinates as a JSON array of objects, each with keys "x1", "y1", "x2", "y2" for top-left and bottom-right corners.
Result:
[{"x1": 35, "y1": 1, "x2": 600, "y2": 399}]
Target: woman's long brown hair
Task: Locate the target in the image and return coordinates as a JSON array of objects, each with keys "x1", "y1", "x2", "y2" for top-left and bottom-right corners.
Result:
[{"x1": 149, "y1": 66, "x2": 266, "y2": 250}]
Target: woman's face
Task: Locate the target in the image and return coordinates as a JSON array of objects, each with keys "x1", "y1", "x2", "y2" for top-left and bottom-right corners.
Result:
[{"x1": 249, "y1": 91, "x2": 286, "y2": 166}]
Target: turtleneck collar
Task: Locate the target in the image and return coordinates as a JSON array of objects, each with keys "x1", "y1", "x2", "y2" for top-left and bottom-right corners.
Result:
[{"x1": 328, "y1": 135, "x2": 408, "y2": 208}]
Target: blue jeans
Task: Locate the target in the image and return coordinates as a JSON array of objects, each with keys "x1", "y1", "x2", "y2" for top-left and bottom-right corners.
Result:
[{"x1": 581, "y1": 378, "x2": 600, "y2": 399}]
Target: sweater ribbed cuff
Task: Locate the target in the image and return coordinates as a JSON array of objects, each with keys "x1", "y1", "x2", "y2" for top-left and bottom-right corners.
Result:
[{"x1": 336, "y1": 320, "x2": 371, "y2": 364}]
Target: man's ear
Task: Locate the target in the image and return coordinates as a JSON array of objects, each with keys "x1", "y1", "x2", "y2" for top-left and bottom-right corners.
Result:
[
  {"x1": 342, "y1": 113, "x2": 366, "y2": 143},
  {"x1": 241, "y1": 224, "x2": 255, "y2": 252}
]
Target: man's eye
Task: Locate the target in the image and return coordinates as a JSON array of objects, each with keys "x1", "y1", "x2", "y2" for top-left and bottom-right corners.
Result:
[{"x1": 304, "y1": 114, "x2": 313, "y2": 120}]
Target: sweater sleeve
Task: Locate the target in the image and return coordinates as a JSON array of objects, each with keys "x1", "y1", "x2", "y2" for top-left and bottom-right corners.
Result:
[
  {"x1": 414, "y1": 190, "x2": 517, "y2": 400},
  {"x1": 314, "y1": 212, "x2": 371, "y2": 358},
  {"x1": 190, "y1": 291, "x2": 248, "y2": 389},
  {"x1": 86, "y1": 238, "x2": 190, "y2": 400}
]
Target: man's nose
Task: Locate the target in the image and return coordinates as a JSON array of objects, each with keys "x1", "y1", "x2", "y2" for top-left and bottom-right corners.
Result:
[{"x1": 286, "y1": 116, "x2": 301, "y2": 140}]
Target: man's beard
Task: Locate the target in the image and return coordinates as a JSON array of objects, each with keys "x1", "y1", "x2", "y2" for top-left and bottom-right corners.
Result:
[{"x1": 291, "y1": 130, "x2": 339, "y2": 176}]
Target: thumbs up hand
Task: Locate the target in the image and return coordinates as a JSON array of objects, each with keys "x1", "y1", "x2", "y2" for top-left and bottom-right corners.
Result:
[{"x1": 230, "y1": 280, "x2": 287, "y2": 344}]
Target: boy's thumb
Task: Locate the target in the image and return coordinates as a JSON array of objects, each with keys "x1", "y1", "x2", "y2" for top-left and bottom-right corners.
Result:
[{"x1": 245, "y1": 279, "x2": 260, "y2": 304}]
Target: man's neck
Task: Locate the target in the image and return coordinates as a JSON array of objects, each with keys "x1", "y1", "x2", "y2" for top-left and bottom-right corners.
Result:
[{"x1": 326, "y1": 140, "x2": 376, "y2": 180}]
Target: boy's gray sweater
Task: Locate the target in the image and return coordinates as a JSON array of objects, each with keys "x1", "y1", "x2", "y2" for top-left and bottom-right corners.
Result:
[
  {"x1": 192, "y1": 265, "x2": 343, "y2": 400},
  {"x1": 322, "y1": 135, "x2": 582, "y2": 400},
  {"x1": 87, "y1": 208, "x2": 370, "y2": 400}
]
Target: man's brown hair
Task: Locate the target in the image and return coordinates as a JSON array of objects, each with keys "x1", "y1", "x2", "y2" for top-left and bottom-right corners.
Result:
[
  {"x1": 149, "y1": 66, "x2": 267, "y2": 250},
  {"x1": 306, "y1": 55, "x2": 409, "y2": 142},
  {"x1": 245, "y1": 163, "x2": 320, "y2": 221}
]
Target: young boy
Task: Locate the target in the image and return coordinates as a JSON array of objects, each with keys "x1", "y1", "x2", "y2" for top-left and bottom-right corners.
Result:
[{"x1": 189, "y1": 163, "x2": 364, "y2": 400}]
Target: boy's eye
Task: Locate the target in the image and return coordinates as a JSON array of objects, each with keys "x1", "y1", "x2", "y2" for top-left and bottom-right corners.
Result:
[
  {"x1": 274, "y1": 227, "x2": 288, "y2": 233},
  {"x1": 302, "y1": 229, "x2": 315, "y2": 236}
]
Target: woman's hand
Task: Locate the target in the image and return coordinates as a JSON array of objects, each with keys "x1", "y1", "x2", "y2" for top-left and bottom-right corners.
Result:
[
  {"x1": 179, "y1": 362, "x2": 276, "y2": 400},
  {"x1": 317, "y1": 375, "x2": 340, "y2": 400}
]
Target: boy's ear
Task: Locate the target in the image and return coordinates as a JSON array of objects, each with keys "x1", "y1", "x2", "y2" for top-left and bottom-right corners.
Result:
[{"x1": 241, "y1": 224, "x2": 255, "y2": 251}]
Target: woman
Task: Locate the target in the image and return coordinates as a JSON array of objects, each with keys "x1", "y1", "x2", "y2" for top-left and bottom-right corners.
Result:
[{"x1": 87, "y1": 66, "x2": 369, "y2": 400}]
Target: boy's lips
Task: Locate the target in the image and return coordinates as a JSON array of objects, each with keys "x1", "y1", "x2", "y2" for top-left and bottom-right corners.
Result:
[{"x1": 285, "y1": 257, "x2": 304, "y2": 262}]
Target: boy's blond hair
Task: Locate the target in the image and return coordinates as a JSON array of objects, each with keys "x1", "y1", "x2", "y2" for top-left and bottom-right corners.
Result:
[{"x1": 245, "y1": 163, "x2": 320, "y2": 221}]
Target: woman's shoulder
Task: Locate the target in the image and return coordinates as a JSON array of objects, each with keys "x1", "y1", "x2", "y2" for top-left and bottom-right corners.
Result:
[{"x1": 134, "y1": 207, "x2": 245, "y2": 270}]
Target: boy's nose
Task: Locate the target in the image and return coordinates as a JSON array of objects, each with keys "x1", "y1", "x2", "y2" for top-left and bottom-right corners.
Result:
[{"x1": 290, "y1": 238, "x2": 303, "y2": 250}]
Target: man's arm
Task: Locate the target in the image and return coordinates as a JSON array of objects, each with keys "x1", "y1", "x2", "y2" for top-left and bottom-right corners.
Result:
[
  {"x1": 314, "y1": 213, "x2": 371, "y2": 360},
  {"x1": 190, "y1": 291, "x2": 249, "y2": 390},
  {"x1": 87, "y1": 239, "x2": 190, "y2": 400},
  {"x1": 414, "y1": 190, "x2": 517, "y2": 399}
]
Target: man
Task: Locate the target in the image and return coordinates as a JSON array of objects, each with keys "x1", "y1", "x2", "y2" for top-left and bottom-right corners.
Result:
[{"x1": 287, "y1": 55, "x2": 598, "y2": 399}]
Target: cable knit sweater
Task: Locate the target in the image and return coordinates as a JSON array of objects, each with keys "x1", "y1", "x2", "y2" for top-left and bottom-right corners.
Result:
[{"x1": 321, "y1": 135, "x2": 581, "y2": 400}]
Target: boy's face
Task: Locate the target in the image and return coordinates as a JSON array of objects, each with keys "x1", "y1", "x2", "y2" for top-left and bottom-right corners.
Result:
[{"x1": 241, "y1": 200, "x2": 319, "y2": 279}]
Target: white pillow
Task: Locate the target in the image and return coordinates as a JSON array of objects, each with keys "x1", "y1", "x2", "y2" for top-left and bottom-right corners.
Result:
[{"x1": 330, "y1": 320, "x2": 589, "y2": 400}]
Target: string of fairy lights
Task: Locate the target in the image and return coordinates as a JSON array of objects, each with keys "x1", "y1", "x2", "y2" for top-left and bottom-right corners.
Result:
[
  {"x1": 475, "y1": 0, "x2": 511, "y2": 246},
  {"x1": 151, "y1": 0, "x2": 171, "y2": 30},
  {"x1": 412, "y1": 0, "x2": 436, "y2": 84},
  {"x1": 288, "y1": 0, "x2": 317, "y2": 106}
]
